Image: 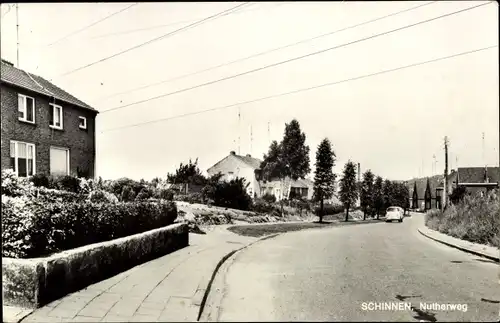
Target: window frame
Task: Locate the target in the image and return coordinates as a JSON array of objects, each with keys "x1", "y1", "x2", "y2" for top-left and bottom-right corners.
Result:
[
  {"x1": 49, "y1": 146, "x2": 70, "y2": 176},
  {"x1": 49, "y1": 103, "x2": 64, "y2": 130},
  {"x1": 18, "y1": 94, "x2": 36, "y2": 124},
  {"x1": 10, "y1": 140, "x2": 36, "y2": 177},
  {"x1": 78, "y1": 116, "x2": 87, "y2": 130}
]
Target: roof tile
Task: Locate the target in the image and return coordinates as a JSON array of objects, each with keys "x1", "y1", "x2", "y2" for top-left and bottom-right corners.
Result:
[{"x1": 1, "y1": 60, "x2": 97, "y2": 112}]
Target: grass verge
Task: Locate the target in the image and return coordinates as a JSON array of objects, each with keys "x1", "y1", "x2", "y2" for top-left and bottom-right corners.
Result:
[{"x1": 227, "y1": 219, "x2": 382, "y2": 238}]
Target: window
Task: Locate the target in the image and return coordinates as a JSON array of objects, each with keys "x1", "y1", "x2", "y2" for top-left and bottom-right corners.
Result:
[
  {"x1": 18, "y1": 94, "x2": 35, "y2": 123},
  {"x1": 49, "y1": 103, "x2": 63, "y2": 129},
  {"x1": 50, "y1": 147, "x2": 69, "y2": 175},
  {"x1": 227, "y1": 171, "x2": 234, "y2": 181},
  {"x1": 79, "y1": 116, "x2": 87, "y2": 129},
  {"x1": 10, "y1": 141, "x2": 36, "y2": 177}
]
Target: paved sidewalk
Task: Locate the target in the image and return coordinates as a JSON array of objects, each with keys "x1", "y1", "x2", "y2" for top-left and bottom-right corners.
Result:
[
  {"x1": 418, "y1": 224, "x2": 499, "y2": 262},
  {"x1": 16, "y1": 227, "x2": 257, "y2": 323}
]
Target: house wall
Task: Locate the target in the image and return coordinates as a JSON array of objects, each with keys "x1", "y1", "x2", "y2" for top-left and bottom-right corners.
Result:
[
  {"x1": 1, "y1": 84, "x2": 97, "y2": 177},
  {"x1": 207, "y1": 155, "x2": 259, "y2": 197}
]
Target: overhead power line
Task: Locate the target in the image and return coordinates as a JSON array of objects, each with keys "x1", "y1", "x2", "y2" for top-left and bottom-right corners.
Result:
[
  {"x1": 89, "y1": 2, "x2": 286, "y2": 40},
  {"x1": 56, "y1": 2, "x2": 249, "y2": 78},
  {"x1": 101, "y1": 45, "x2": 497, "y2": 133},
  {"x1": 95, "y1": 1, "x2": 437, "y2": 102},
  {"x1": 100, "y1": 1, "x2": 492, "y2": 114},
  {"x1": 48, "y1": 3, "x2": 140, "y2": 46}
]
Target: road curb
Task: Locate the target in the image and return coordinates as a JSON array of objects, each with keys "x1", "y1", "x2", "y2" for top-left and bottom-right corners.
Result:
[
  {"x1": 417, "y1": 227, "x2": 499, "y2": 262},
  {"x1": 196, "y1": 232, "x2": 281, "y2": 321}
]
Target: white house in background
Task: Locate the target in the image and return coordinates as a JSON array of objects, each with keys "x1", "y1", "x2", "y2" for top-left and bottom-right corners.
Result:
[
  {"x1": 207, "y1": 151, "x2": 262, "y2": 198},
  {"x1": 206, "y1": 151, "x2": 314, "y2": 200}
]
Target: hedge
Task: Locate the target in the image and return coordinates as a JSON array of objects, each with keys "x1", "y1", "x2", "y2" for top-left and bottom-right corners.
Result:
[{"x1": 2, "y1": 195, "x2": 177, "y2": 259}]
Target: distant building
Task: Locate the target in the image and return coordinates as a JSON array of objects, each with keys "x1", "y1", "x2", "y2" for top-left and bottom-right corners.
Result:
[
  {"x1": 207, "y1": 151, "x2": 314, "y2": 200},
  {"x1": 408, "y1": 176, "x2": 442, "y2": 211},
  {"x1": 1, "y1": 59, "x2": 98, "y2": 178},
  {"x1": 437, "y1": 167, "x2": 499, "y2": 199}
]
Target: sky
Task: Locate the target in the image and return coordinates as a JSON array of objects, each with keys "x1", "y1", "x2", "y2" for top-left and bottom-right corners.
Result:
[{"x1": 1, "y1": 1, "x2": 498, "y2": 181}]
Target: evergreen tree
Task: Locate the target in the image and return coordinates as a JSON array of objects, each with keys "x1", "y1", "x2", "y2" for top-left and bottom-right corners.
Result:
[
  {"x1": 373, "y1": 176, "x2": 384, "y2": 219},
  {"x1": 360, "y1": 170, "x2": 375, "y2": 220},
  {"x1": 313, "y1": 138, "x2": 336, "y2": 223},
  {"x1": 339, "y1": 161, "x2": 358, "y2": 221}
]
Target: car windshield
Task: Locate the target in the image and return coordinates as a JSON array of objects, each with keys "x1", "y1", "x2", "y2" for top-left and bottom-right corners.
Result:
[{"x1": 387, "y1": 207, "x2": 398, "y2": 212}]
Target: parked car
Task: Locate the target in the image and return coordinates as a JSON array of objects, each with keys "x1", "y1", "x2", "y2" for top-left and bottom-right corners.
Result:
[{"x1": 385, "y1": 206, "x2": 404, "y2": 223}]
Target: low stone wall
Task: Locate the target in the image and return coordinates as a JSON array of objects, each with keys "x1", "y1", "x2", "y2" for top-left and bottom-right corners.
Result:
[{"x1": 2, "y1": 223, "x2": 188, "y2": 309}]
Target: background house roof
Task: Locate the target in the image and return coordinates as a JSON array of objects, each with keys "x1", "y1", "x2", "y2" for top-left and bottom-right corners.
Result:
[
  {"x1": 233, "y1": 154, "x2": 262, "y2": 169},
  {"x1": 1, "y1": 59, "x2": 97, "y2": 113},
  {"x1": 457, "y1": 167, "x2": 500, "y2": 184}
]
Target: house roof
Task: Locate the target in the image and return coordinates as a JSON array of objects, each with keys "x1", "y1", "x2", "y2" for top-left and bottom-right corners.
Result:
[
  {"x1": 1, "y1": 59, "x2": 97, "y2": 113},
  {"x1": 457, "y1": 167, "x2": 500, "y2": 184},
  {"x1": 233, "y1": 154, "x2": 262, "y2": 169},
  {"x1": 260, "y1": 177, "x2": 313, "y2": 189}
]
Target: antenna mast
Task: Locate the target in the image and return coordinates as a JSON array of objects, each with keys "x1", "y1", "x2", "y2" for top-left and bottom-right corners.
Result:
[
  {"x1": 238, "y1": 107, "x2": 241, "y2": 155},
  {"x1": 267, "y1": 122, "x2": 270, "y2": 145},
  {"x1": 250, "y1": 124, "x2": 253, "y2": 156},
  {"x1": 482, "y1": 132, "x2": 485, "y2": 166},
  {"x1": 16, "y1": 3, "x2": 20, "y2": 68}
]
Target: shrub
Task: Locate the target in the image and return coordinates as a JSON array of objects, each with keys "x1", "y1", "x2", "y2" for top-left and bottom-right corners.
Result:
[
  {"x1": 314, "y1": 203, "x2": 344, "y2": 216},
  {"x1": 108, "y1": 178, "x2": 145, "y2": 197},
  {"x1": 174, "y1": 192, "x2": 204, "y2": 204},
  {"x1": 157, "y1": 188, "x2": 174, "y2": 201},
  {"x1": 261, "y1": 193, "x2": 276, "y2": 203},
  {"x1": 251, "y1": 198, "x2": 277, "y2": 214},
  {"x1": 425, "y1": 193, "x2": 499, "y2": 246},
  {"x1": 1, "y1": 169, "x2": 33, "y2": 197},
  {"x1": 89, "y1": 189, "x2": 119, "y2": 203},
  {"x1": 2, "y1": 196, "x2": 178, "y2": 258},
  {"x1": 30, "y1": 173, "x2": 51, "y2": 188},
  {"x1": 449, "y1": 185, "x2": 468, "y2": 205},
  {"x1": 53, "y1": 175, "x2": 81, "y2": 193},
  {"x1": 202, "y1": 177, "x2": 252, "y2": 211},
  {"x1": 136, "y1": 187, "x2": 153, "y2": 200},
  {"x1": 120, "y1": 185, "x2": 136, "y2": 202}
]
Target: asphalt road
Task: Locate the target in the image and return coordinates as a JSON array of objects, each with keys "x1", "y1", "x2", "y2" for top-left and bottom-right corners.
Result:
[{"x1": 213, "y1": 214, "x2": 500, "y2": 322}]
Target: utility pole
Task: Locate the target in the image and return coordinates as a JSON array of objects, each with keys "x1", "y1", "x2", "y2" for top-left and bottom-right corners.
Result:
[
  {"x1": 443, "y1": 136, "x2": 449, "y2": 211},
  {"x1": 16, "y1": 3, "x2": 20, "y2": 68}
]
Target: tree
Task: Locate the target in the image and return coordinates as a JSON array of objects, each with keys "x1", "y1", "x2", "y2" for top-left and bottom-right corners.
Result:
[
  {"x1": 260, "y1": 119, "x2": 310, "y2": 215},
  {"x1": 412, "y1": 181, "x2": 418, "y2": 209},
  {"x1": 373, "y1": 176, "x2": 384, "y2": 219},
  {"x1": 261, "y1": 141, "x2": 284, "y2": 182},
  {"x1": 167, "y1": 158, "x2": 207, "y2": 186},
  {"x1": 382, "y1": 179, "x2": 394, "y2": 210},
  {"x1": 360, "y1": 170, "x2": 375, "y2": 220},
  {"x1": 392, "y1": 182, "x2": 410, "y2": 215},
  {"x1": 424, "y1": 178, "x2": 432, "y2": 210},
  {"x1": 449, "y1": 185, "x2": 467, "y2": 204},
  {"x1": 339, "y1": 161, "x2": 358, "y2": 221},
  {"x1": 313, "y1": 138, "x2": 336, "y2": 223}
]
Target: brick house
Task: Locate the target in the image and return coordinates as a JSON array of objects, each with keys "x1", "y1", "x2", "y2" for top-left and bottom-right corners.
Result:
[
  {"x1": 437, "y1": 167, "x2": 499, "y2": 198},
  {"x1": 1, "y1": 59, "x2": 98, "y2": 178},
  {"x1": 207, "y1": 151, "x2": 314, "y2": 200}
]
